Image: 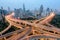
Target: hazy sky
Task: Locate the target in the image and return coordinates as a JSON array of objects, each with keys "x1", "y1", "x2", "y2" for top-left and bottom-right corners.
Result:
[{"x1": 0, "y1": 0, "x2": 60, "y2": 10}]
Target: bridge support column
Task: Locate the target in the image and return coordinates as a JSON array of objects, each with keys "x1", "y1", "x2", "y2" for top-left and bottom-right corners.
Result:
[
  {"x1": 48, "y1": 38, "x2": 57, "y2": 40},
  {"x1": 40, "y1": 38, "x2": 45, "y2": 40}
]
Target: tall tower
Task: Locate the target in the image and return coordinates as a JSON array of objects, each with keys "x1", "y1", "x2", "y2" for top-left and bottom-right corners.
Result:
[
  {"x1": 23, "y1": 3, "x2": 26, "y2": 17},
  {"x1": 1, "y1": 6, "x2": 5, "y2": 22},
  {"x1": 1, "y1": 6, "x2": 3, "y2": 15},
  {"x1": 8, "y1": 7, "x2": 10, "y2": 12},
  {"x1": 23, "y1": 3, "x2": 25, "y2": 12},
  {"x1": 1, "y1": 6, "x2": 3, "y2": 10}
]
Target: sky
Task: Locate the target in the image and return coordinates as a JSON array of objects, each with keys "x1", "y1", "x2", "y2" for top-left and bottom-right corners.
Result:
[{"x1": 0, "y1": 0, "x2": 60, "y2": 10}]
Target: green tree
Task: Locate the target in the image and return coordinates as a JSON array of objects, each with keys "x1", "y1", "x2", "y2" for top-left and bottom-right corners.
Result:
[{"x1": 50, "y1": 14, "x2": 60, "y2": 28}]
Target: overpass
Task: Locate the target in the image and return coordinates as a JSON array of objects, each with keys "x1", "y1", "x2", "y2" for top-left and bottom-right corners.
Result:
[{"x1": 0, "y1": 12, "x2": 60, "y2": 40}]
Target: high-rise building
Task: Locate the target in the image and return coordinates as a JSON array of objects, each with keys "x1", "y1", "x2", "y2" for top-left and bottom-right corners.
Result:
[
  {"x1": 23, "y1": 3, "x2": 26, "y2": 17},
  {"x1": 14, "y1": 8, "x2": 24, "y2": 18},
  {"x1": 0, "y1": 7, "x2": 8, "y2": 21},
  {"x1": 0, "y1": 9, "x2": 3, "y2": 20},
  {"x1": 1, "y1": 6, "x2": 3, "y2": 10},
  {"x1": 8, "y1": 7, "x2": 10, "y2": 12},
  {"x1": 1, "y1": 6, "x2": 3, "y2": 15},
  {"x1": 23, "y1": 4, "x2": 25, "y2": 12}
]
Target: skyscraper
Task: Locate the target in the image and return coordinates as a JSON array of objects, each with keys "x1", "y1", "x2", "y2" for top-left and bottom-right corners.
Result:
[
  {"x1": 23, "y1": 3, "x2": 26, "y2": 17},
  {"x1": 8, "y1": 7, "x2": 10, "y2": 12},
  {"x1": 1, "y1": 6, "x2": 3, "y2": 15},
  {"x1": 23, "y1": 3, "x2": 25, "y2": 13},
  {"x1": 1, "y1": 6, "x2": 3, "y2": 10}
]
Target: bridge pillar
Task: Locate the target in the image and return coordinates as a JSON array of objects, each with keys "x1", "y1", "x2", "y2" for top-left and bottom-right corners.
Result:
[
  {"x1": 48, "y1": 38, "x2": 57, "y2": 40},
  {"x1": 40, "y1": 38, "x2": 45, "y2": 40}
]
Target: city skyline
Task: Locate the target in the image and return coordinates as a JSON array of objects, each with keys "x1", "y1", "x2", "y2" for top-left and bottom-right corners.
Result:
[{"x1": 0, "y1": 0, "x2": 60, "y2": 10}]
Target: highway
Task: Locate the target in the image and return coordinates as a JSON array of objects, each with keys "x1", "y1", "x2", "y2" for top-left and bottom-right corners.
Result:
[
  {"x1": 0, "y1": 12, "x2": 60, "y2": 40},
  {"x1": 5, "y1": 12, "x2": 60, "y2": 40},
  {"x1": 7, "y1": 27, "x2": 32, "y2": 40},
  {"x1": 33, "y1": 12, "x2": 55, "y2": 24},
  {"x1": 0, "y1": 24, "x2": 11, "y2": 35}
]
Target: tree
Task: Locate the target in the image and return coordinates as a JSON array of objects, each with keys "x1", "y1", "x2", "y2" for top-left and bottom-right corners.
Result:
[{"x1": 50, "y1": 14, "x2": 60, "y2": 28}]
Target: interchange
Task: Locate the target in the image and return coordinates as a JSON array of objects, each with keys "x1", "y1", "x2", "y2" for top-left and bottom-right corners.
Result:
[{"x1": 0, "y1": 12, "x2": 60, "y2": 40}]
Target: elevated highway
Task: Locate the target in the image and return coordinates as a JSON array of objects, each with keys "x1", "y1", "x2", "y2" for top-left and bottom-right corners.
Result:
[{"x1": 0, "y1": 12, "x2": 60, "y2": 40}]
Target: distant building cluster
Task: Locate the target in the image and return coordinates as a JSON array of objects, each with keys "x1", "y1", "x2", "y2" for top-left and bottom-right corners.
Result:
[
  {"x1": 14, "y1": 4, "x2": 60, "y2": 19},
  {"x1": 14, "y1": 4, "x2": 51, "y2": 19},
  {"x1": 14, "y1": 4, "x2": 34, "y2": 19},
  {"x1": 0, "y1": 4, "x2": 60, "y2": 20}
]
